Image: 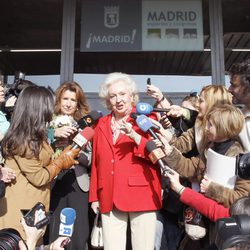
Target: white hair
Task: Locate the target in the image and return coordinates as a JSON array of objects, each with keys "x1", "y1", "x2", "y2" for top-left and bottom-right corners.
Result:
[{"x1": 99, "y1": 72, "x2": 139, "y2": 110}]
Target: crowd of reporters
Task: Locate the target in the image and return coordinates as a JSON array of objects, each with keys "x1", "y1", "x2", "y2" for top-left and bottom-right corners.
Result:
[{"x1": 0, "y1": 59, "x2": 249, "y2": 250}]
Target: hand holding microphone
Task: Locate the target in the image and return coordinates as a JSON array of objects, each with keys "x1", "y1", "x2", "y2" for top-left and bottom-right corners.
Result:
[
  {"x1": 136, "y1": 102, "x2": 189, "y2": 119},
  {"x1": 58, "y1": 146, "x2": 80, "y2": 168},
  {"x1": 153, "y1": 133, "x2": 174, "y2": 156},
  {"x1": 58, "y1": 208, "x2": 76, "y2": 247},
  {"x1": 132, "y1": 114, "x2": 167, "y2": 148},
  {"x1": 50, "y1": 237, "x2": 71, "y2": 250},
  {"x1": 53, "y1": 110, "x2": 101, "y2": 138},
  {"x1": 164, "y1": 168, "x2": 186, "y2": 195},
  {"x1": 146, "y1": 140, "x2": 173, "y2": 176},
  {"x1": 167, "y1": 104, "x2": 188, "y2": 118},
  {"x1": 46, "y1": 127, "x2": 95, "y2": 180},
  {"x1": 146, "y1": 117, "x2": 174, "y2": 142},
  {"x1": 136, "y1": 102, "x2": 171, "y2": 115},
  {"x1": 46, "y1": 146, "x2": 79, "y2": 181}
]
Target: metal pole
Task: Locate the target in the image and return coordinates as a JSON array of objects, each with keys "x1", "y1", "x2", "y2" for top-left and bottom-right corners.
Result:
[
  {"x1": 60, "y1": 0, "x2": 76, "y2": 83},
  {"x1": 209, "y1": 0, "x2": 225, "y2": 84}
]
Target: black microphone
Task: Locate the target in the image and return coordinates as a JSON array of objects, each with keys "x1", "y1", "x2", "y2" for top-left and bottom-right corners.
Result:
[
  {"x1": 152, "y1": 107, "x2": 171, "y2": 113},
  {"x1": 77, "y1": 110, "x2": 102, "y2": 129},
  {"x1": 130, "y1": 112, "x2": 138, "y2": 120},
  {"x1": 146, "y1": 140, "x2": 173, "y2": 176}
]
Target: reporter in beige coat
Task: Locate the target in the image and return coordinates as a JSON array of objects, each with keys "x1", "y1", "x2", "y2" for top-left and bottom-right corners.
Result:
[
  {"x1": 0, "y1": 86, "x2": 80, "y2": 245},
  {"x1": 152, "y1": 85, "x2": 250, "y2": 207}
]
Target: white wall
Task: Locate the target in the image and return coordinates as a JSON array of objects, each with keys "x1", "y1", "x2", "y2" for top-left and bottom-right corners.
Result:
[
  {"x1": 6, "y1": 73, "x2": 230, "y2": 93},
  {"x1": 6, "y1": 73, "x2": 230, "y2": 114}
]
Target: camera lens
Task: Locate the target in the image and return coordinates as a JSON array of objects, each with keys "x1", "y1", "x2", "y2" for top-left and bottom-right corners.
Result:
[
  {"x1": 237, "y1": 153, "x2": 250, "y2": 180},
  {"x1": 0, "y1": 229, "x2": 22, "y2": 250}
]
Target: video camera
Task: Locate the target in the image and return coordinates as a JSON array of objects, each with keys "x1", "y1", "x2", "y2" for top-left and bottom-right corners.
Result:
[
  {"x1": 2, "y1": 71, "x2": 35, "y2": 120},
  {"x1": 215, "y1": 215, "x2": 250, "y2": 249},
  {"x1": 5, "y1": 71, "x2": 34, "y2": 100},
  {"x1": 236, "y1": 153, "x2": 250, "y2": 180},
  {"x1": 213, "y1": 153, "x2": 250, "y2": 249}
]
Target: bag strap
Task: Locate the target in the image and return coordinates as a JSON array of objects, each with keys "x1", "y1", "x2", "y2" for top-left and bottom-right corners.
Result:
[{"x1": 96, "y1": 209, "x2": 102, "y2": 227}]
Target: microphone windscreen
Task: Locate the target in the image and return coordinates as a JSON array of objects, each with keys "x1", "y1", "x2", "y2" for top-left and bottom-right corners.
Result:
[
  {"x1": 60, "y1": 208, "x2": 76, "y2": 225},
  {"x1": 136, "y1": 115, "x2": 153, "y2": 132},
  {"x1": 136, "y1": 102, "x2": 153, "y2": 115},
  {"x1": 59, "y1": 208, "x2": 76, "y2": 237},
  {"x1": 146, "y1": 140, "x2": 158, "y2": 153},
  {"x1": 72, "y1": 127, "x2": 95, "y2": 147},
  {"x1": 80, "y1": 127, "x2": 95, "y2": 141}
]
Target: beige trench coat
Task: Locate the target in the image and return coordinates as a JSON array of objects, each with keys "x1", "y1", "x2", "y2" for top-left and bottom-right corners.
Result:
[{"x1": 0, "y1": 142, "x2": 53, "y2": 241}]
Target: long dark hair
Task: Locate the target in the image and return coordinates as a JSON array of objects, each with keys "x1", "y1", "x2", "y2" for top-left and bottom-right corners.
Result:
[
  {"x1": 1, "y1": 86, "x2": 54, "y2": 159},
  {"x1": 54, "y1": 81, "x2": 90, "y2": 120}
]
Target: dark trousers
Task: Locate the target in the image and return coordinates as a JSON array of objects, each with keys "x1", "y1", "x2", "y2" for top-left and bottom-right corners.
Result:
[
  {"x1": 156, "y1": 209, "x2": 184, "y2": 250},
  {"x1": 47, "y1": 169, "x2": 89, "y2": 250}
]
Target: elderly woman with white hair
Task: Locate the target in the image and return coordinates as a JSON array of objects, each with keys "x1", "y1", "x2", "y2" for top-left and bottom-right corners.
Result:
[{"x1": 89, "y1": 72, "x2": 162, "y2": 250}]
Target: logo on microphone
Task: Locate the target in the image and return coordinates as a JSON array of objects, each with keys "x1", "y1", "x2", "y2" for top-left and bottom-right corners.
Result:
[
  {"x1": 148, "y1": 148, "x2": 165, "y2": 164},
  {"x1": 138, "y1": 117, "x2": 147, "y2": 126},
  {"x1": 61, "y1": 227, "x2": 72, "y2": 235},
  {"x1": 72, "y1": 133, "x2": 87, "y2": 148},
  {"x1": 139, "y1": 104, "x2": 147, "y2": 111},
  {"x1": 86, "y1": 117, "x2": 93, "y2": 124}
]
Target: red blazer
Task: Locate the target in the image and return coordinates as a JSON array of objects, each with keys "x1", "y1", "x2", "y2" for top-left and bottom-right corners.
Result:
[
  {"x1": 89, "y1": 110, "x2": 162, "y2": 213},
  {"x1": 180, "y1": 188, "x2": 230, "y2": 222}
]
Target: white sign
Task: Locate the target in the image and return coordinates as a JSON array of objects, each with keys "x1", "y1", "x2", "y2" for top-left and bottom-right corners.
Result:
[{"x1": 142, "y1": 0, "x2": 203, "y2": 51}]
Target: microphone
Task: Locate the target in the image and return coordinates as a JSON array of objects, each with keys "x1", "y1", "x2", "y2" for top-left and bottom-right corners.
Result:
[
  {"x1": 130, "y1": 112, "x2": 139, "y2": 120},
  {"x1": 133, "y1": 114, "x2": 160, "y2": 140},
  {"x1": 71, "y1": 127, "x2": 95, "y2": 149},
  {"x1": 59, "y1": 208, "x2": 76, "y2": 237},
  {"x1": 136, "y1": 102, "x2": 170, "y2": 115},
  {"x1": 77, "y1": 110, "x2": 102, "y2": 129},
  {"x1": 146, "y1": 140, "x2": 173, "y2": 176}
]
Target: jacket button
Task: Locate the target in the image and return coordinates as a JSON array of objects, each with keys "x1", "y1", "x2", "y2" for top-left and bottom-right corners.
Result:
[
  {"x1": 111, "y1": 159, "x2": 114, "y2": 163},
  {"x1": 111, "y1": 171, "x2": 114, "y2": 175}
]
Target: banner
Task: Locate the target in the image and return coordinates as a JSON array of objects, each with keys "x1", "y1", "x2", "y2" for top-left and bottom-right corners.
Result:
[
  {"x1": 142, "y1": 0, "x2": 203, "y2": 51},
  {"x1": 80, "y1": 0, "x2": 203, "y2": 52},
  {"x1": 80, "y1": 0, "x2": 141, "y2": 51}
]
